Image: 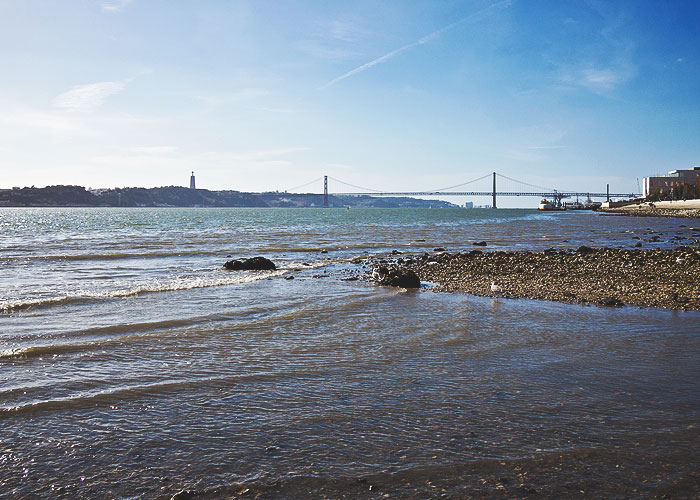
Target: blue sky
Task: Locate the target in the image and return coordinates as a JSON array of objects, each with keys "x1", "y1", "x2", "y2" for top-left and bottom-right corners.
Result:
[{"x1": 1, "y1": 0, "x2": 698, "y2": 205}]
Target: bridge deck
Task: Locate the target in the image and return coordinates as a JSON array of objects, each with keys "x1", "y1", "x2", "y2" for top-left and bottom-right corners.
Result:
[{"x1": 333, "y1": 191, "x2": 638, "y2": 198}]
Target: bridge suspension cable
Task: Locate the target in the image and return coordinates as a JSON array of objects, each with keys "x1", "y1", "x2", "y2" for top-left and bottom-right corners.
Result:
[
  {"x1": 495, "y1": 173, "x2": 557, "y2": 193},
  {"x1": 285, "y1": 176, "x2": 323, "y2": 193},
  {"x1": 326, "y1": 175, "x2": 383, "y2": 193},
  {"x1": 430, "y1": 172, "x2": 493, "y2": 192}
]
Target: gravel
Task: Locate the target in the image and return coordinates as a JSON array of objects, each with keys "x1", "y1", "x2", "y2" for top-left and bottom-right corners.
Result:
[{"x1": 363, "y1": 246, "x2": 700, "y2": 310}]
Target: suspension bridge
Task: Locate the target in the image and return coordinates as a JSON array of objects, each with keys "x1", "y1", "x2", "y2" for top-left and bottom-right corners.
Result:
[{"x1": 285, "y1": 172, "x2": 640, "y2": 208}]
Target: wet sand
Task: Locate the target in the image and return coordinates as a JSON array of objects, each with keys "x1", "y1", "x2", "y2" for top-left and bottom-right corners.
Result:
[{"x1": 364, "y1": 246, "x2": 700, "y2": 310}]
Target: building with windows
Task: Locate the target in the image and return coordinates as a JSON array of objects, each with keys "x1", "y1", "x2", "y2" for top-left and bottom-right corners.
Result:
[{"x1": 643, "y1": 166, "x2": 700, "y2": 200}]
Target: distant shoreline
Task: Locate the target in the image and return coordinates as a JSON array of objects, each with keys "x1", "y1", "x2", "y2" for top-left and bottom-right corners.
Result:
[{"x1": 0, "y1": 185, "x2": 457, "y2": 209}]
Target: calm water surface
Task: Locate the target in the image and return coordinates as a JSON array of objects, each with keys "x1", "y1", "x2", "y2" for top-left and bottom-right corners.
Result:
[{"x1": 1, "y1": 208, "x2": 698, "y2": 498}]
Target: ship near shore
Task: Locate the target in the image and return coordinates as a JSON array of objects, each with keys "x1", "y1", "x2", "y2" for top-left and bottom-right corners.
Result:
[
  {"x1": 538, "y1": 198, "x2": 565, "y2": 210},
  {"x1": 1, "y1": 207, "x2": 698, "y2": 499}
]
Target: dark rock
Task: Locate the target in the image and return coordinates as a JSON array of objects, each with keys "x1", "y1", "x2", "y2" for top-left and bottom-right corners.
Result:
[
  {"x1": 224, "y1": 256, "x2": 276, "y2": 271},
  {"x1": 433, "y1": 247, "x2": 446, "y2": 252},
  {"x1": 468, "y1": 250, "x2": 483, "y2": 256},
  {"x1": 634, "y1": 242, "x2": 642, "y2": 247},
  {"x1": 473, "y1": 241, "x2": 488, "y2": 246},
  {"x1": 391, "y1": 249, "x2": 402, "y2": 255},
  {"x1": 576, "y1": 245, "x2": 596, "y2": 254},
  {"x1": 284, "y1": 275, "x2": 294, "y2": 280},
  {"x1": 650, "y1": 235, "x2": 661, "y2": 242},
  {"x1": 373, "y1": 266, "x2": 420, "y2": 288},
  {"x1": 597, "y1": 297, "x2": 624, "y2": 307}
]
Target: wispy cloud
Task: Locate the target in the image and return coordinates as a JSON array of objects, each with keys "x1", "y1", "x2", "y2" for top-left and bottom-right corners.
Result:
[
  {"x1": 231, "y1": 147, "x2": 311, "y2": 162},
  {"x1": 189, "y1": 88, "x2": 270, "y2": 105},
  {"x1": 101, "y1": 0, "x2": 133, "y2": 13},
  {"x1": 502, "y1": 150, "x2": 544, "y2": 162},
  {"x1": 579, "y1": 68, "x2": 623, "y2": 92},
  {"x1": 299, "y1": 18, "x2": 367, "y2": 61},
  {"x1": 244, "y1": 106, "x2": 295, "y2": 114},
  {"x1": 53, "y1": 81, "x2": 127, "y2": 113},
  {"x1": 0, "y1": 108, "x2": 86, "y2": 134},
  {"x1": 559, "y1": 64, "x2": 635, "y2": 94},
  {"x1": 129, "y1": 146, "x2": 178, "y2": 154},
  {"x1": 327, "y1": 20, "x2": 367, "y2": 43},
  {"x1": 326, "y1": 162, "x2": 354, "y2": 170},
  {"x1": 321, "y1": 0, "x2": 511, "y2": 88},
  {"x1": 555, "y1": 5, "x2": 637, "y2": 95}
]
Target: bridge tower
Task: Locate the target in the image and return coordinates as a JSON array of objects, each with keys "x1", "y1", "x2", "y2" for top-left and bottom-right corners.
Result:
[
  {"x1": 492, "y1": 172, "x2": 497, "y2": 209},
  {"x1": 323, "y1": 175, "x2": 328, "y2": 207}
]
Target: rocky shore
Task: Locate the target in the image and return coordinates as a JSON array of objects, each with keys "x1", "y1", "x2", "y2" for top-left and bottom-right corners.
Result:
[
  {"x1": 598, "y1": 207, "x2": 700, "y2": 218},
  {"x1": 597, "y1": 200, "x2": 700, "y2": 218},
  {"x1": 361, "y1": 246, "x2": 700, "y2": 310}
]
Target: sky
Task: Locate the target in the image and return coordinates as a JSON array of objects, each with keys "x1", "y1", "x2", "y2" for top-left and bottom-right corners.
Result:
[{"x1": 1, "y1": 0, "x2": 699, "y2": 206}]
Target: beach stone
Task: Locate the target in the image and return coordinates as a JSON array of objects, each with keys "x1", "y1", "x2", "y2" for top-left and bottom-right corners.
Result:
[
  {"x1": 576, "y1": 245, "x2": 595, "y2": 254},
  {"x1": 224, "y1": 256, "x2": 276, "y2": 271},
  {"x1": 363, "y1": 247, "x2": 699, "y2": 310},
  {"x1": 374, "y1": 266, "x2": 420, "y2": 288},
  {"x1": 597, "y1": 297, "x2": 624, "y2": 307},
  {"x1": 433, "y1": 247, "x2": 446, "y2": 252},
  {"x1": 473, "y1": 241, "x2": 488, "y2": 246}
]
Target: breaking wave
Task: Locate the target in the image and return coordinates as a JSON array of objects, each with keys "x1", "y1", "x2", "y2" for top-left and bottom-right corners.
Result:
[{"x1": 0, "y1": 270, "x2": 287, "y2": 314}]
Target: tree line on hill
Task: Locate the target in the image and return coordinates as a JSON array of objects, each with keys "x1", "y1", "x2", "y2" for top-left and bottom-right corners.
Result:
[{"x1": 0, "y1": 185, "x2": 457, "y2": 208}]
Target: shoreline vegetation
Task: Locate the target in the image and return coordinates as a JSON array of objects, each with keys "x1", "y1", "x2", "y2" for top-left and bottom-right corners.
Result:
[
  {"x1": 360, "y1": 246, "x2": 700, "y2": 311},
  {"x1": 0, "y1": 185, "x2": 456, "y2": 209}
]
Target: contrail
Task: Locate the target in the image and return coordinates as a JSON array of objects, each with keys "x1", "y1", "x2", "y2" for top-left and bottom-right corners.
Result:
[{"x1": 320, "y1": 0, "x2": 511, "y2": 89}]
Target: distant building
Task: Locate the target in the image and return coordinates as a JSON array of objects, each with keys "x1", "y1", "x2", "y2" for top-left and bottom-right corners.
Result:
[
  {"x1": 643, "y1": 166, "x2": 700, "y2": 199},
  {"x1": 189, "y1": 171, "x2": 196, "y2": 190}
]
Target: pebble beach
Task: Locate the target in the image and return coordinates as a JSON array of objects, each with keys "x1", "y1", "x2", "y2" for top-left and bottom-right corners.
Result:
[{"x1": 364, "y1": 246, "x2": 700, "y2": 310}]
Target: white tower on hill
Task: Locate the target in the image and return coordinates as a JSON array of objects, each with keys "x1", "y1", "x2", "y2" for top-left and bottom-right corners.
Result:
[{"x1": 189, "y1": 171, "x2": 196, "y2": 190}]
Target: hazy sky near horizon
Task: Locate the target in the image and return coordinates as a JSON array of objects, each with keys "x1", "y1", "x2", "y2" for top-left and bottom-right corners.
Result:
[{"x1": 1, "y1": 0, "x2": 699, "y2": 205}]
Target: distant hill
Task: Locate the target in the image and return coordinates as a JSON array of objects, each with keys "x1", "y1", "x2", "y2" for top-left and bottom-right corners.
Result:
[{"x1": 0, "y1": 185, "x2": 457, "y2": 208}]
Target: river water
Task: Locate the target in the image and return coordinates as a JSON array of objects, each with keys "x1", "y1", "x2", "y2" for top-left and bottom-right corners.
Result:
[{"x1": 1, "y1": 208, "x2": 698, "y2": 498}]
